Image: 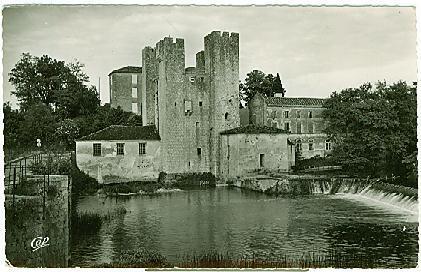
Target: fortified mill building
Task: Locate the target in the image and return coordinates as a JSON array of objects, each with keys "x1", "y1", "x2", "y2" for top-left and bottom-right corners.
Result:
[{"x1": 76, "y1": 31, "x2": 330, "y2": 183}]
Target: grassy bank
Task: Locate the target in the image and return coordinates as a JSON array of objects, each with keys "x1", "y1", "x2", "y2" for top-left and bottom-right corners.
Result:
[{"x1": 79, "y1": 250, "x2": 414, "y2": 268}]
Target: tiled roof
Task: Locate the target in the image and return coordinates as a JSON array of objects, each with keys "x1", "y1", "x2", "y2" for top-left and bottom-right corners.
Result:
[
  {"x1": 265, "y1": 97, "x2": 326, "y2": 107},
  {"x1": 220, "y1": 125, "x2": 290, "y2": 135},
  {"x1": 77, "y1": 125, "x2": 160, "y2": 141},
  {"x1": 108, "y1": 66, "x2": 142, "y2": 76}
]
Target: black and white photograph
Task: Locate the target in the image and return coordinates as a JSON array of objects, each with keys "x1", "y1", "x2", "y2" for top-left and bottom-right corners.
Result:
[{"x1": 1, "y1": 2, "x2": 419, "y2": 269}]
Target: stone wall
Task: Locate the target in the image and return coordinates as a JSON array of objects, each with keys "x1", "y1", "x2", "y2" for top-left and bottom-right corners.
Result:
[
  {"x1": 141, "y1": 47, "x2": 158, "y2": 125},
  {"x1": 5, "y1": 175, "x2": 70, "y2": 267},
  {"x1": 76, "y1": 140, "x2": 161, "y2": 183},
  {"x1": 220, "y1": 133, "x2": 294, "y2": 181}
]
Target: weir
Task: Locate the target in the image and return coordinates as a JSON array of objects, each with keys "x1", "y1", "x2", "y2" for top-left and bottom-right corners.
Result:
[{"x1": 231, "y1": 175, "x2": 418, "y2": 216}]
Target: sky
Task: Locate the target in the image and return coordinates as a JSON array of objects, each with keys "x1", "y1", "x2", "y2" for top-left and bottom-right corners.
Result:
[{"x1": 2, "y1": 5, "x2": 417, "y2": 107}]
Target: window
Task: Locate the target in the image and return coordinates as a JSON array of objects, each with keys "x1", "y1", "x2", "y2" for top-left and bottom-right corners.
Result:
[
  {"x1": 132, "y1": 87, "x2": 138, "y2": 98},
  {"x1": 308, "y1": 123, "x2": 314, "y2": 134},
  {"x1": 93, "y1": 143, "x2": 101, "y2": 156},
  {"x1": 199, "y1": 101, "x2": 203, "y2": 107},
  {"x1": 309, "y1": 140, "x2": 314, "y2": 151},
  {"x1": 272, "y1": 120, "x2": 278, "y2": 128},
  {"x1": 117, "y1": 143, "x2": 125, "y2": 155},
  {"x1": 284, "y1": 122, "x2": 290, "y2": 131},
  {"x1": 225, "y1": 112, "x2": 229, "y2": 120},
  {"x1": 325, "y1": 141, "x2": 332, "y2": 151},
  {"x1": 259, "y1": 154, "x2": 265, "y2": 168},
  {"x1": 308, "y1": 111, "x2": 313, "y2": 118},
  {"x1": 283, "y1": 110, "x2": 289, "y2": 118},
  {"x1": 197, "y1": 148, "x2": 202, "y2": 156},
  {"x1": 132, "y1": 103, "x2": 138, "y2": 114},
  {"x1": 297, "y1": 110, "x2": 301, "y2": 118},
  {"x1": 296, "y1": 140, "x2": 302, "y2": 152},
  {"x1": 189, "y1": 76, "x2": 195, "y2": 83},
  {"x1": 296, "y1": 122, "x2": 302, "y2": 134},
  {"x1": 132, "y1": 74, "x2": 137, "y2": 84},
  {"x1": 184, "y1": 100, "x2": 192, "y2": 115},
  {"x1": 139, "y1": 143, "x2": 146, "y2": 155}
]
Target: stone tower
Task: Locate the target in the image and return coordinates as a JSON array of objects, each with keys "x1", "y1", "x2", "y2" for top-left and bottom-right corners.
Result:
[
  {"x1": 141, "y1": 47, "x2": 158, "y2": 126},
  {"x1": 155, "y1": 37, "x2": 188, "y2": 173},
  {"x1": 204, "y1": 31, "x2": 240, "y2": 177}
]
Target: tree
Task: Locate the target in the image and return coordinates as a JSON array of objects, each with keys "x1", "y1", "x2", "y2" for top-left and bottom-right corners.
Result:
[
  {"x1": 273, "y1": 73, "x2": 286, "y2": 97},
  {"x1": 17, "y1": 102, "x2": 57, "y2": 147},
  {"x1": 55, "y1": 119, "x2": 80, "y2": 149},
  {"x1": 322, "y1": 81, "x2": 417, "y2": 185},
  {"x1": 3, "y1": 102, "x2": 24, "y2": 148},
  {"x1": 240, "y1": 70, "x2": 286, "y2": 104},
  {"x1": 9, "y1": 53, "x2": 100, "y2": 118}
]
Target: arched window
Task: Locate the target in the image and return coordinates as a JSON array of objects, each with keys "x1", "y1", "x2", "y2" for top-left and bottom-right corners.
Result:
[
  {"x1": 325, "y1": 140, "x2": 332, "y2": 150},
  {"x1": 225, "y1": 112, "x2": 229, "y2": 120}
]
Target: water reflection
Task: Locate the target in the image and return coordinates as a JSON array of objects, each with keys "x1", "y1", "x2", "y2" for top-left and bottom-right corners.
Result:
[{"x1": 71, "y1": 187, "x2": 418, "y2": 267}]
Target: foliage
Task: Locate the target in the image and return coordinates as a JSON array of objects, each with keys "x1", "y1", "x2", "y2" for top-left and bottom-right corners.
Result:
[
  {"x1": 322, "y1": 81, "x2": 417, "y2": 184},
  {"x1": 9, "y1": 53, "x2": 100, "y2": 117},
  {"x1": 17, "y1": 102, "x2": 57, "y2": 147},
  {"x1": 3, "y1": 102, "x2": 24, "y2": 148},
  {"x1": 240, "y1": 70, "x2": 286, "y2": 104},
  {"x1": 55, "y1": 119, "x2": 80, "y2": 149}
]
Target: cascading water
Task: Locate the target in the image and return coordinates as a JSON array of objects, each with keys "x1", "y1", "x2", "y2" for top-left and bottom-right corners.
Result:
[{"x1": 307, "y1": 178, "x2": 418, "y2": 221}]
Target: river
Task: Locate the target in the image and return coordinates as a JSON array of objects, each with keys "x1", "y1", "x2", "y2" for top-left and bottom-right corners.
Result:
[{"x1": 70, "y1": 187, "x2": 418, "y2": 267}]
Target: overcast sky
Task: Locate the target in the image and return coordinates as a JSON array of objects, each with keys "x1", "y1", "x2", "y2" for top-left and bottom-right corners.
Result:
[{"x1": 2, "y1": 5, "x2": 417, "y2": 107}]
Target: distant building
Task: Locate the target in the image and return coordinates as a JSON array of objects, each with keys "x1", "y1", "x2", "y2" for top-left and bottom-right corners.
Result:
[
  {"x1": 248, "y1": 93, "x2": 332, "y2": 159},
  {"x1": 109, "y1": 66, "x2": 142, "y2": 114}
]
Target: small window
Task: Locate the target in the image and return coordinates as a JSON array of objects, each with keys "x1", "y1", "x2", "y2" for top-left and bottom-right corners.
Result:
[
  {"x1": 132, "y1": 74, "x2": 138, "y2": 84},
  {"x1": 225, "y1": 112, "x2": 229, "y2": 120},
  {"x1": 189, "y1": 76, "x2": 195, "y2": 83},
  {"x1": 132, "y1": 103, "x2": 138, "y2": 113},
  {"x1": 197, "y1": 148, "x2": 202, "y2": 156},
  {"x1": 308, "y1": 111, "x2": 313, "y2": 118},
  {"x1": 184, "y1": 100, "x2": 192, "y2": 114},
  {"x1": 132, "y1": 87, "x2": 137, "y2": 98},
  {"x1": 284, "y1": 122, "x2": 290, "y2": 131},
  {"x1": 283, "y1": 110, "x2": 289, "y2": 118},
  {"x1": 259, "y1": 154, "x2": 265, "y2": 168},
  {"x1": 297, "y1": 110, "x2": 301, "y2": 118},
  {"x1": 199, "y1": 101, "x2": 203, "y2": 107},
  {"x1": 139, "y1": 143, "x2": 146, "y2": 155},
  {"x1": 296, "y1": 140, "x2": 302, "y2": 152},
  {"x1": 117, "y1": 143, "x2": 125, "y2": 155},
  {"x1": 93, "y1": 143, "x2": 101, "y2": 156},
  {"x1": 325, "y1": 141, "x2": 332, "y2": 151},
  {"x1": 296, "y1": 122, "x2": 302, "y2": 134},
  {"x1": 272, "y1": 121, "x2": 278, "y2": 128},
  {"x1": 309, "y1": 140, "x2": 314, "y2": 151},
  {"x1": 308, "y1": 123, "x2": 314, "y2": 134}
]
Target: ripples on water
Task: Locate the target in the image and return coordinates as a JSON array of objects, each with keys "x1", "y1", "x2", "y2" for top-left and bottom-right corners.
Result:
[{"x1": 71, "y1": 187, "x2": 418, "y2": 267}]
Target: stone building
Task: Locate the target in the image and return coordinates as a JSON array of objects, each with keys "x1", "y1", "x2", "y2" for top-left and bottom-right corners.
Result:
[
  {"x1": 220, "y1": 125, "x2": 295, "y2": 180},
  {"x1": 77, "y1": 31, "x2": 298, "y2": 183},
  {"x1": 248, "y1": 93, "x2": 332, "y2": 159},
  {"x1": 76, "y1": 125, "x2": 161, "y2": 183},
  {"x1": 109, "y1": 66, "x2": 142, "y2": 114}
]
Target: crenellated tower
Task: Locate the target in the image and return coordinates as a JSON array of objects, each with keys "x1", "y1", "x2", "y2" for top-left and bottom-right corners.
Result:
[{"x1": 204, "y1": 31, "x2": 240, "y2": 177}]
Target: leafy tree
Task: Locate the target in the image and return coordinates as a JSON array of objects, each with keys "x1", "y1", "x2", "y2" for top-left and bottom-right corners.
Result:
[
  {"x1": 9, "y1": 53, "x2": 100, "y2": 118},
  {"x1": 322, "y1": 81, "x2": 417, "y2": 186},
  {"x1": 240, "y1": 70, "x2": 286, "y2": 104},
  {"x1": 17, "y1": 102, "x2": 57, "y2": 147},
  {"x1": 55, "y1": 119, "x2": 80, "y2": 149},
  {"x1": 3, "y1": 102, "x2": 24, "y2": 148}
]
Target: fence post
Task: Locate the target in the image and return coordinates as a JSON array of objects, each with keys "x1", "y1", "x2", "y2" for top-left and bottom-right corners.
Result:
[
  {"x1": 13, "y1": 167, "x2": 16, "y2": 209},
  {"x1": 43, "y1": 172, "x2": 46, "y2": 219}
]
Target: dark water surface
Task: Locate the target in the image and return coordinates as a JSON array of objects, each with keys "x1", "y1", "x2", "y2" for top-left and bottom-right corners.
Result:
[{"x1": 70, "y1": 187, "x2": 418, "y2": 267}]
